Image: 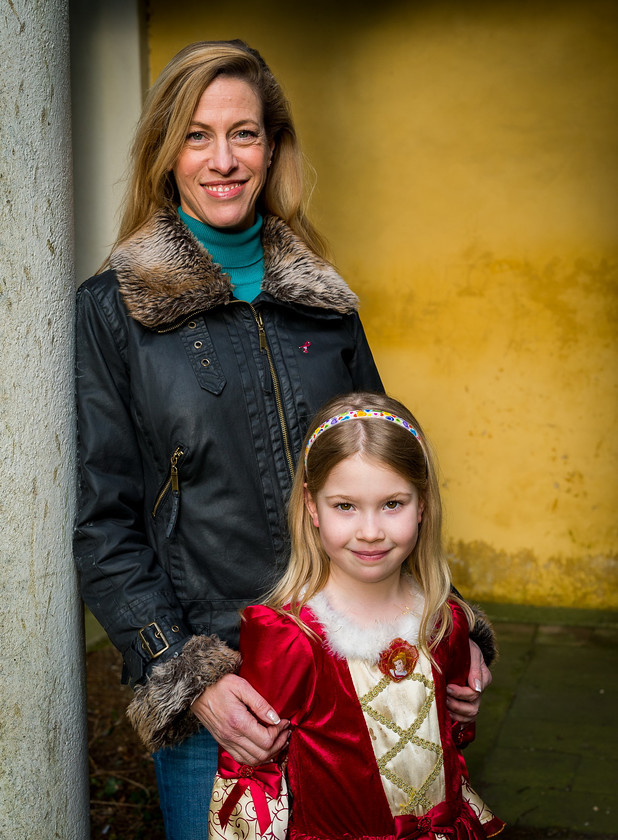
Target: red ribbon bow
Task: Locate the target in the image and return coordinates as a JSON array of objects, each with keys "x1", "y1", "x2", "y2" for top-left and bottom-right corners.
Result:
[
  {"x1": 217, "y1": 756, "x2": 283, "y2": 834},
  {"x1": 395, "y1": 797, "x2": 480, "y2": 840}
]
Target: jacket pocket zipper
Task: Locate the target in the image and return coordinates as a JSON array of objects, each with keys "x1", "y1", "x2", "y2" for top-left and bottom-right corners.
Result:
[{"x1": 152, "y1": 446, "x2": 185, "y2": 537}]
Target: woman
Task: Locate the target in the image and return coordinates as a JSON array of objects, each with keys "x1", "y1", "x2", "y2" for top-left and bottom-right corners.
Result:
[{"x1": 74, "y1": 40, "x2": 494, "y2": 839}]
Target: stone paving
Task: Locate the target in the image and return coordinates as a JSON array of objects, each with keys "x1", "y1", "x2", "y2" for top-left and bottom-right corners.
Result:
[{"x1": 465, "y1": 604, "x2": 618, "y2": 836}]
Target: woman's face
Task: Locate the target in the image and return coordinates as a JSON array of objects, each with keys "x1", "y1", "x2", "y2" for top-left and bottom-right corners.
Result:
[{"x1": 172, "y1": 76, "x2": 274, "y2": 231}]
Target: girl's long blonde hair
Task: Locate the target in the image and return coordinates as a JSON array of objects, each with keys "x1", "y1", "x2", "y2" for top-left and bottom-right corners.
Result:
[
  {"x1": 266, "y1": 392, "x2": 474, "y2": 664},
  {"x1": 106, "y1": 39, "x2": 327, "y2": 264}
]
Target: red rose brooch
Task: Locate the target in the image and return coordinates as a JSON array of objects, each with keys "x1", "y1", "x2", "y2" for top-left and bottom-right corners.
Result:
[{"x1": 378, "y1": 638, "x2": 419, "y2": 682}]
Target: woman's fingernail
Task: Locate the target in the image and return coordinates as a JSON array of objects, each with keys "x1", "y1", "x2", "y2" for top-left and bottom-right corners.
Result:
[
  {"x1": 267, "y1": 710, "x2": 280, "y2": 724},
  {"x1": 475, "y1": 680, "x2": 482, "y2": 692}
]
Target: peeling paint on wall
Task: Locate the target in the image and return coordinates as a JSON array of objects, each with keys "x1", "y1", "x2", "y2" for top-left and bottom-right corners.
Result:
[{"x1": 448, "y1": 539, "x2": 618, "y2": 610}]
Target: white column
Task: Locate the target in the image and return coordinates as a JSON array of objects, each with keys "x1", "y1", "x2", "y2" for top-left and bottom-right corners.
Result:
[
  {"x1": 70, "y1": 0, "x2": 145, "y2": 281},
  {"x1": 0, "y1": 1, "x2": 89, "y2": 837}
]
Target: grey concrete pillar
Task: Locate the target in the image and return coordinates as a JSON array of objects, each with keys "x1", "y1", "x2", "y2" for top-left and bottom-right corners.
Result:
[
  {"x1": 70, "y1": 0, "x2": 145, "y2": 282},
  {"x1": 0, "y1": 1, "x2": 89, "y2": 838}
]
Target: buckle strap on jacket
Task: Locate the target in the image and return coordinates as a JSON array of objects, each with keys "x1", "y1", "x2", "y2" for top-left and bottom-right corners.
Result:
[
  {"x1": 138, "y1": 618, "x2": 184, "y2": 659},
  {"x1": 123, "y1": 616, "x2": 192, "y2": 686}
]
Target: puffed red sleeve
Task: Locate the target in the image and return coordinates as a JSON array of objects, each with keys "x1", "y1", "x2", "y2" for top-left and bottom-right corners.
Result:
[
  {"x1": 445, "y1": 602, "x2": 476, "y2": 749},
  {"x1": 444, "y1": 602, "x2": 473, "y2": 685},
  {"x1": 237, "y1": 605, "x2": 319, "y2": 723},
  {"x1": 209, "y1": 606, "x2": 318, "y2": 840}
]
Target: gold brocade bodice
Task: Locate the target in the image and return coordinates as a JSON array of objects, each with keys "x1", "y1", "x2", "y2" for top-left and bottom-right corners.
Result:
[{"x1": 348, "y1": 652, "x2": 445, "y2": 817}]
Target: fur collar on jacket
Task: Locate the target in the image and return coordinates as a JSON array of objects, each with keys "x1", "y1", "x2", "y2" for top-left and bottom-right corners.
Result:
[{"x1": 110, "y1": 209, "x2": 359, "y2": 329}]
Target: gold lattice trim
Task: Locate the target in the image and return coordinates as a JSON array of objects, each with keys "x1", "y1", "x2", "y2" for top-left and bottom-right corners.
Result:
[{"x1": 359, "y1": 671, "x2": 443, "y2": 814}]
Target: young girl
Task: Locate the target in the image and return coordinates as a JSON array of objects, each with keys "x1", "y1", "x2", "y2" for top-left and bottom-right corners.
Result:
[{"x1": 208, "y1": 393, "x2": 504, "y2": 840}]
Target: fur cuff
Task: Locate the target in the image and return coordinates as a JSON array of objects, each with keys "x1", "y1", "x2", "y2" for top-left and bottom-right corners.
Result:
[
  {"x1": 126, "y1": 635, "x2": 241, "y2": 752},
  {"x1": 469, "y1": 605, "x2": 498, "y2": 667}
]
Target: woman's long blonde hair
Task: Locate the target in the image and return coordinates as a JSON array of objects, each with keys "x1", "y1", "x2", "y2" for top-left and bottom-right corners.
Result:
[
  {"x1": 266, "y1": 392, "x2": 474, "y2": 663},
  {"x1": 108, "y1": 39, "x2": 327, "y2": 262}
]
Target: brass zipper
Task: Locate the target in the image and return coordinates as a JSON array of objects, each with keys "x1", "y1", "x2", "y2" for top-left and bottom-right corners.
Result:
[
  {"x1": 252, "y1": 308, "x2": 295, "y2": 479},
  {"x1": 228, "y1": 301, "x2": 295, "y2": 480},
  {"x1": 152, "y1": 446, "x2": 184, "y2": 518}
]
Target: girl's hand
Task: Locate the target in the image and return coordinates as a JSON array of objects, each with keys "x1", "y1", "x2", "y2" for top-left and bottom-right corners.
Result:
[
  {"x1": 191, "y1": 674, "x2": 290, "y2": 765},
  {"x1": 445, "y1": 639, "x2": 493, "y2": 723}
]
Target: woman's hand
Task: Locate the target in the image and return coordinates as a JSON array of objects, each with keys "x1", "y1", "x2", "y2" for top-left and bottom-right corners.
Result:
[
  {"x1": 445, "y1": 639, "x2": 492, "y2": 724},
  {"x1": 191, "y1": 673, "x2": 290, "y2": 765}
]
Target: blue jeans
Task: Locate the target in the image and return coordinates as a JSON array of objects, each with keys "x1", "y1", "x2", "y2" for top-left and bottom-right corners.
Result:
[{"x1": 153, "y1": 726, "x2": 219, "y2": 840}]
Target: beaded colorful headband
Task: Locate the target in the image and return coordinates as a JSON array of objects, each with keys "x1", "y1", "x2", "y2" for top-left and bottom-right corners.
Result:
[{"x1": 304, "y1": 409, "x2": 425, "y2": 470}]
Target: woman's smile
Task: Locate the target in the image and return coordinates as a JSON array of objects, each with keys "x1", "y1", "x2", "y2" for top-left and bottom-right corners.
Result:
[{"x1": 201, "y1": 181, "x2": 246, "y2": 196}]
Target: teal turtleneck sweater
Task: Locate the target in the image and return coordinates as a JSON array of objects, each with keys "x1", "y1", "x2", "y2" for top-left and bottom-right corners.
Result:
[{"x1": 178, "y1": 207, "x2": 264, "y2": 303}]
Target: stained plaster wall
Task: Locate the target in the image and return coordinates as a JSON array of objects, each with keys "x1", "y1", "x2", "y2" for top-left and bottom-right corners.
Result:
[{"x1": 147, "y1": 0, "x2": 618, "y2": 609}]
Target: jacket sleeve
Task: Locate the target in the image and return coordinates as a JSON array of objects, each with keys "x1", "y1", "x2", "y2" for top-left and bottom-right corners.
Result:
[
  {"x1": 209, "y1": 606, "x2": 317, "y2": 839},
  {"x1": 469, "y1": 603, "x2": 497, "y2": 666},
  {"x1": 450, "y1": 585, "x2": 497, "y2": 667},
  {"x1": 74, "y1": 280, "x2": 238, "y2": 718},
  {"x1": 346, "y1": 312, "x2": 384, "y2": 393}
]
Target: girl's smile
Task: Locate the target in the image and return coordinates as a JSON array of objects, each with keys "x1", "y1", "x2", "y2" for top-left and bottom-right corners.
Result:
[
  {"x1": 305, "y1": 452, "x2": 424, "y2": 592},
  {"x1": 352, "y1": 550, "x2": 390, "y2": 560}
]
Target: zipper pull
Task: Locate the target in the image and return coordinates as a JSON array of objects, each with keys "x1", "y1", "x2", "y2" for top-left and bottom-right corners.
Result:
[
  {"x1": 166, "y1": 446, "x2": 184, "y2": 537},
  {"x1": 254, "y1": 310, "x2": 272, "y2": 393},
  {"x1": 152, "y1": 446, "x2": 185, "y2": 520},
  {"x1": 256, "y1": 311, "x2": 267, "y2": 352},
  {"x1": 170, "y1": 447, "x2": 182, "y2": 493}
]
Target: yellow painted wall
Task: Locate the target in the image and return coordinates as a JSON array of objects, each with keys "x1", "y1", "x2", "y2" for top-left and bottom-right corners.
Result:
[{"x1": 147, "y1": 0, "x2": 618, "y2": 609}]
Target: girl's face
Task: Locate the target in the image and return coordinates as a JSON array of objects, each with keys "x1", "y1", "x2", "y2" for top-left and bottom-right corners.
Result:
[
  {"x1": 305, "y1": 453, "x2": 424, "y2": 591},
  {"x1": 172, "y1": 76, "x2": 274, "y2": 231}
]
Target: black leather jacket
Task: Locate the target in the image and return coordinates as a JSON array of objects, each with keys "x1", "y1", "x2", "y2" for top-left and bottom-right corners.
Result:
[{"x1": 74, "y1": 211, "x2": 382, "y2": 687}]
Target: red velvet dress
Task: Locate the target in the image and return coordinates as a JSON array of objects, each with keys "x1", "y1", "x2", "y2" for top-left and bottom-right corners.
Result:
[{"x1": 209, "y1": 598, "x2": 504, "y2": 840}]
